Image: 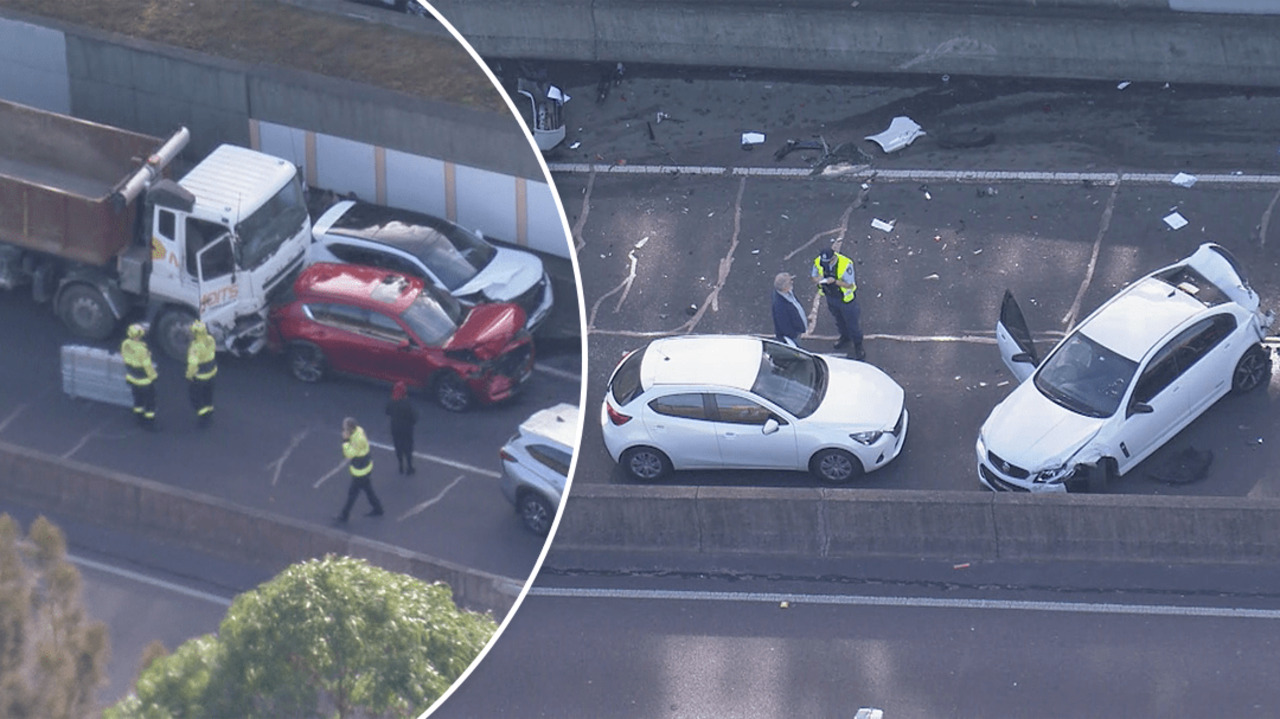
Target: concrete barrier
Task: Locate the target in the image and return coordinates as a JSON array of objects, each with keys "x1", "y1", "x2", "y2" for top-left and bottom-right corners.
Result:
[
  {"x1": 0, "y1": 440, "x2": 522, "y2": 617},
  {"x1": 431, "y1": 0, "x2": 1280, "y2": 88},
  {"x1": 554, "y1": 484, "x2": 1280, "y2": 565}
]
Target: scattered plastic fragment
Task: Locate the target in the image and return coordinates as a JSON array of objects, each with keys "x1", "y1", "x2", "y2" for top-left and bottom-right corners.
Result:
[
  {"x1": 741, "y1": 131, "x2": 766, "y2": 149},
  {"x1": 925, "y1": 273, "x2": 940, "y2": 280},
  {"x1": 568, "y1": 141, "x2": 581, "y2": 149},
  {"x1": 634, "y1": 236, "x2": 649, "y2": 249},
  {"x1": 1163, "y1": 211, "x2": 1189, "y2": 230},
  {"x1": 1117, "y1": 81, "x2": 1132, "y2": 90},
  {"x1": 871, "y1": 218, "x2": 896, "y2": 232},
  {"x1": 1171, "y1": 172, "x2": 1198, "y2": 188},
  {"x1": 977, "y1": 186, "x2": 999, "y2": 198},
  {"x1": 865, "y1": 116, "x2": 925, "y2": 153},
  {"x1": 779, "y1": 601, "x2": 790, "y2": 609},
  {"x1": 953, "y1": 562, "x2": 970, "y2": 570}
]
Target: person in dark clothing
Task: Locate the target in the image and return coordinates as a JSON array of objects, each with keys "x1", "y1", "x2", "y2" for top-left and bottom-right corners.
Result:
[
  {"x1": 811, "y1": 246, "x2": 866, "y2": 361},
  {"x1": 386, "y1": 381, "x2": 418, "y2": 475},
  {"x1": 771, "y1": 272, "x2": 807, "y2": 347}
]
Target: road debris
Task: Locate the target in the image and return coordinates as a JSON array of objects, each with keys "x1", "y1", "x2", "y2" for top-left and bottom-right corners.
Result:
[
  {"x1": 865, "y1": 116, "x2": 925, "y2": 153},
  {"x1": 977, "y1": 186, "x2": 999, "y2": 198},
  {"x1": 871, "y1": 218, "x2": 896, "y2": 232},
  {"x1": 635, "y1": 236, "x2": 650, "y2": 249},
  {"x1": 516, "y1": 78, "x2": 568, "y2": 151},
  {"x1": 741, "y1": 131, "x2": 766, "y2": 149},
  {"x1": 1171, "y1": 172, "x2": 1198, "y2": 188},
  {"x1": 953, "y1": 562, "x2": 970, "y2": 570},
  {"x1": 1163, "y1": 211, "x2": 1189, "y2": 230},
  {"x1": 925, "y1": 273, "x2": 940, "y2": 280},
  {"x1": 920, "y1": 184, "x2": 932, "y2": 200},
  {"x1": 1117, "y1": 80, "x2": 1132, "y2": 90},
  {"x1": 774, "y1": 137, "x2": 828, "y2": 161}
]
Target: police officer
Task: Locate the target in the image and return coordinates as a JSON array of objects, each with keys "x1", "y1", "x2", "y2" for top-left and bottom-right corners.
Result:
[
  {"x1": 336, "y1": 417, "x2": 384, "y2": 523},
  {"x1": 811, "y1": 247, "x2": 866, "y2": 360},
  {"x1": 185, "y1": 320, "x2": 217, "y2": 427},
  {"x1": 121, "y1": 323, "x2": 158, "y2": 427}
]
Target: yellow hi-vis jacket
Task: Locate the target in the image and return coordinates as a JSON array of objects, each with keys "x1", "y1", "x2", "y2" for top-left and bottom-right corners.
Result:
[
  {"x1": 186, "y1": 332, "x2": 218, "y2": 381},
  {"x1": 813, "y1": 253, "x2": 857, "y2": 303},
  {"x1": 343, "y1": 426, "x2": 373, "y2": 477},
  {"x1": 121, "y1": 338, "x2": 157, "y2": 386}
]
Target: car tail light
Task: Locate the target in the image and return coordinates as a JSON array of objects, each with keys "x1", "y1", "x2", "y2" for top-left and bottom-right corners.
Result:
[
  {"x1": 606, "y1": 403, "x2": 632, "y2": 426},
  {"x1": 499, "y1": 448, "x2": 518, "y2": 463}
]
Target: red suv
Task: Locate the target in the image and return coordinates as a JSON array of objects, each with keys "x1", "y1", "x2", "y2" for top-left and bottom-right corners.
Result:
[{"x1": 268, "y1": 262, "x2": 535, "y2": 411}]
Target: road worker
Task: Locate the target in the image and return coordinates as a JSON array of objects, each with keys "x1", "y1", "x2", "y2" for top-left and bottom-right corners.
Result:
[
  {"x1": 336, "y1": 417, "x2": 383, "y2": 523},
  {"x1": 185, "y1": 320, "x2": 217, "y2": 426},
  {"x1": 121, "y1": 323, "x2": 157, "y2": 427}
]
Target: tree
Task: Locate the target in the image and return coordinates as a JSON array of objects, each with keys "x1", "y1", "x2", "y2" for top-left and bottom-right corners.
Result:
[
  {"x1": 107, "y1": 555, "x2": 497, "y2": 719},
  {"x1": 0, "y1": 513, "x2": 110, "y2": 719}
]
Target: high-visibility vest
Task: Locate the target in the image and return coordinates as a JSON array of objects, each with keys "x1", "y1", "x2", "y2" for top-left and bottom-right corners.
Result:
[
  {"x1": 814, "y1": 253, "x2": 857, "y2": 303},
  {"x1": 343, "y1": 426, "x2": 373, "y2": 477},
  {"x1": 187, "y1": 333, "x2": 218, "y2": 380},
  {"x1": 121, "y1": 338, "x2": 157, "y2": 386}
]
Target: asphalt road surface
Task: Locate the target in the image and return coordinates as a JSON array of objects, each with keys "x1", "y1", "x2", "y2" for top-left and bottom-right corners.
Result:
[
  {"x1": 521, "y1": 62, "x2": 1280, "y2": 494},
  {"x1": 433, "y1": 549, "x2": 1280, "y2": 718},
  {"x1": 0, "y1": 290, "x2": 581, "y2": 581}
]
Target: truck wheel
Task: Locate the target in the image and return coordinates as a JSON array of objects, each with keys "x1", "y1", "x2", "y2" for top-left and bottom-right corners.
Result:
[
  {"x1": 434, "y1": 372, "x2": 473, "y2": 413},
  {"x1": 287, "y1": 343, "x2": 326, "y2": 383},
  {"x1": 57, "y1": 284, "x2": 116, "y2": 340},
  {"x1": 156, "y1": 309, "x2": 198, "y2": 362}
]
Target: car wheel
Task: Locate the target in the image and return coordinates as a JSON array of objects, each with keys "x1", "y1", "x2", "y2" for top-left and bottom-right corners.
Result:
[
  {"x1": 809, "y1": 448, "x2": 863, "y2": 484},
  {"x1": 518, "y1": 490, "x2": 555, "y2": 536},
  {"x1": 287, "y1": 342, "x2": 326, "y2": 383},
  {"x1": 435, "y1": 372, "x2": 473, "y2": 412},
  {"x1": 156, "y1": 308, "x2": 199, "y2": 362},
  {"x1": 620, "y1": 446, "x2": 671, "y2": 481},
  {"x1": 1232, "y1": 344, "x2": 1272, "y2": 394},
  {"x1": 57, "y1": 284, "x2": 117, "y2": 340}
]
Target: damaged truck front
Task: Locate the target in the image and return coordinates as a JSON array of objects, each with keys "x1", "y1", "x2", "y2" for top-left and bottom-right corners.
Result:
[{"x1": 0, "y1": 99, "x2": 309, "y2": 360}]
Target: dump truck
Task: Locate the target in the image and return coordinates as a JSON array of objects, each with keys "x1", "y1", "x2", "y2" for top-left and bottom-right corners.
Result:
[{"x1": 0, "y1": 99, "x2": 310, "y2": 360}]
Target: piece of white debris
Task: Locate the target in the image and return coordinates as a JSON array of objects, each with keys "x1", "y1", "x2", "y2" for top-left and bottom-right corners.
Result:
[
  {"x1": 1117, "y1": 81, "x2": 1132, "y2": 90},
  {"x1": 973, "y1": 248, "x2": 983, "y2": 255},
  {"x1": 751, "y1": 249, "x2": 760, "y2": 254},
  {"x1": 997, "y1": 380, "x2": 1010, "y2": 387},
  {"x1": 635, "y1": 236, "x2": 650, "y2": 249},
  {"x1": 865, "y1": 116, "x2": 925, "y2": 153},
  {"x1": 1171, "y1": 172, "x2": 1198, "y2": 188},
  {"x1": 871, "y1": 218, "x2": 896, "y2": 232},
  {"x1": 924, "y1": 273, "x2": 940, "y2": 280},
  {"x1": 1163, "y1": 211, "x2": 1189, "y2": 230},
  {"x1": 741, "y1": 131, "x2": 766, "y2": 146},
  {"x1": 568, "y1": 141, "x2": 581, "y2": 150}
]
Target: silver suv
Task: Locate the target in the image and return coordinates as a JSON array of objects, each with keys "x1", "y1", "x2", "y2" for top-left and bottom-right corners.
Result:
[{"x1": 499, "y1": 403, "x2": 579, "y2": 536}]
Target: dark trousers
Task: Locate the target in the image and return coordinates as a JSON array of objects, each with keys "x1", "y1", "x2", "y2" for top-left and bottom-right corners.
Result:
[
  {"x1": 188, "y1": 377, "x2": 215, "y2": 417},
  {"x1": 339, "y1": 474, "x2": 383, "y2": 520},
  {"x1": 392, "y1": 429, "x2": 414, "y2": 472},
  {"x1": 824, "y1": 293, "x2": 864, "y2": 345},
  {"x1": 129, "y1": 382, "x2": 156, "y2": 421}
]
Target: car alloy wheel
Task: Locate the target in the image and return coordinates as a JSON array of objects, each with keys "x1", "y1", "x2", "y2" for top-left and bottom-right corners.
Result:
[
  {"x1": 435, "y1": 372, "x2": 473, "y2": 412},
  {"x1": 1232, "y1": 345, "x2": 1272, "y2": 393},
  {"x1": 810, "y1": 448, "x2": 863, "y2": 484},
  {"x1": 288, "y1": 343, "x2": 325, "y2": 383},
  {"x1": 621, "y1": 446, "x2": 670, "y2": 481},
  {"x1": 519, "y1": 491, "x2": 554, "y2": 536}
]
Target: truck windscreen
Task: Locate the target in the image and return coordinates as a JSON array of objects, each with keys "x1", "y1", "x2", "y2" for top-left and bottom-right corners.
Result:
[{"x1": 236, "y1": 177, "x2": 307, "y2": 269}]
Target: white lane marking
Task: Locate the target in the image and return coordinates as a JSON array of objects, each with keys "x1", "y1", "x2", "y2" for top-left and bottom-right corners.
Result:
[
  {"x1": 265, "y1": 429, "x2": 309, "y2": 486},
  {"x1": 572, "y1": 168, "x2": 596, "y2": 253},
  {"x1": 528, "y1": 586, "x2": 1280, "y2": 620},
  {"x1": 0, "y1": 404, "x2": 26, "y2": 434},
  {"x1": 366, "y1": 441, "x2": 500, "y2": 479},
  {"x1": 313, "y1": 459, "x2": 348, "y2": 488},
  {"x1": 1261, "y1": 186, "x2": 1280, "y2": 248},
  {"x1": 397, "y1": 474, "x2": 467, "y2": 521},
  {"x1": 1061, "y1": 182, "x2": 1119, "y2": 331},
  {"x1": 60, "y1": 421, "x2": 122, "y2": 460},
  {"x1": 591, "y1": 329, "x2": 1062, "y2": 346},
  {"x1": 549, "y1": 164, "x2": 1280, "y2": 187},
  {"x1": 534, "y1": 363, "x2": 581, "y2": 382},
  {"x1": 70, "y1": 552, "x2": 233, "y2": 606}
]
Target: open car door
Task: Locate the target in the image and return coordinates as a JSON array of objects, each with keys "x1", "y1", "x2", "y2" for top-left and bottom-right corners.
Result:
[{"x1": 995, "y1": 289, "x2": 1040, "y2": 383}]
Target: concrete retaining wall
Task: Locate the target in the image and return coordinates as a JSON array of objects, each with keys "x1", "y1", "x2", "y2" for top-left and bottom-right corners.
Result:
[
  {"x1": 432, "y1": 0, "x2": 1280, "y2": 88},
  {"x1": 554, "y1": 484, "x2": 1280, "y2": 565},
  {"x1": 0, "y1": 440, "x2": 521, "y2": 617}
]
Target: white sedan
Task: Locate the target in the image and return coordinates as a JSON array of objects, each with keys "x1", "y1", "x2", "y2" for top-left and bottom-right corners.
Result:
[
  {"x1": 601, "y1": 335, "x2": 908, "y2": 483},
  {"x1": 977, "y1": 243, "x2": 1274, "y2": 493}
]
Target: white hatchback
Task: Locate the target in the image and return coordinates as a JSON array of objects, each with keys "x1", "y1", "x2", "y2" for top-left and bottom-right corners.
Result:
[
  {"x1": 601, "y1": 335, "x2": 908, "y2": 483},
  {"x1": 977, "y1": 243, "x2": 1274, "y2": 493}
]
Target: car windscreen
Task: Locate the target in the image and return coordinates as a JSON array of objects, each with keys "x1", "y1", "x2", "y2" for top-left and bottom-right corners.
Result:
[
  {"x1": 235, "y1": 177, "x2": 308, "y2": 269},
  {"x1": 750, "y1": 340, "x2": 826, "y2": 418},
  {"x1": 399, "y1": 289, "x2": 461, "y2": 347},
  {"x1": 1033, "y1": 332, "x2": 1138, "y2": 419},
  {"x1": 609, "y1": 349, "x2": 646, "y2": 406}
]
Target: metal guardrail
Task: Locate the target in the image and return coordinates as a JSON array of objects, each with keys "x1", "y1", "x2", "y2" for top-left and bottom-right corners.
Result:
[{"x1": 61, "y1": 345, "x2": 131, "y2": 408}]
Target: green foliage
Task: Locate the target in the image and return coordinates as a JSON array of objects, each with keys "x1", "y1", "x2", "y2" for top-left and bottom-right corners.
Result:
[
  {"x1": 0, "y1": 514, "x2": 110, "y2": 719},
  {"x1": 107, "y1": 555, "x2": 497, "y2": 719}
]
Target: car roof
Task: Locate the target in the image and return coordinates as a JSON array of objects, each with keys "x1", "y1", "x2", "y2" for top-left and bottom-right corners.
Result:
[
  {"x1": 518, "y1": 402, "x2": 580, "y2": 450},
  {"x1": 1078, "y1": 275, "x2": 1208, "y2": 360},
  {"x1": 315, "y1": 200, "x2": 471, "y2": 249},
  {"x1": 294, "y1": 262, "x2": 420, "y2": 314},
  {"x1": 641, "y1": 335, "x2": 761, "y2": 390}
]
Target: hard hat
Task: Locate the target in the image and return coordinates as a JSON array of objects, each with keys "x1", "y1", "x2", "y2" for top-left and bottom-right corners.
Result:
[
  {"x1": 127, "y1": 323, "x2": 146, "y2": 339},
  {"x1": 190, "y1": 320, "x2": 207, "y2": 335}
]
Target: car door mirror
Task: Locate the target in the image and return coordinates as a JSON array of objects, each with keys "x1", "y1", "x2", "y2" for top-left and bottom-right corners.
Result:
[
  {"x1": 762, "y1": 418, "x2": 780, "y2": 435},
  {"x1": 1011, "y1": 352, "x2": 1035, "y2": 364},
  {"x1": 1129, "y1": 401, "x2": 1154, "y2": 416}
]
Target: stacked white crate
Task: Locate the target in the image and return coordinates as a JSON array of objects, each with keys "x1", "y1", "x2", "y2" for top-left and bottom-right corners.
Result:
[{"x1": 61, "y1": 345, "x2": 132, "y2": 407}]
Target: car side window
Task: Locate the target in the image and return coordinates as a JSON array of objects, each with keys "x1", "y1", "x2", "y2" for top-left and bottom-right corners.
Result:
[
  {"x1": 527, "y1": 444, "x2": 572, "y2": 477},
  {"x1": 710, "y1": 393, "x2": 773, "y2": 425},
  {"x1": 1175, "y1": 314, "x2": 1237, "y2": 371},
  {"x1": 365, "y1": 310, "x2": 409, "y2": 344},
  {"x1": 328, "y1": 244, "x2": 374, "y2": 267},
  {"x1": 648, "y1": 393, "x2": 711, "y2": 420},
  {"x1": 310, "y1": 303, "x2": 367, "y2": 334}
]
